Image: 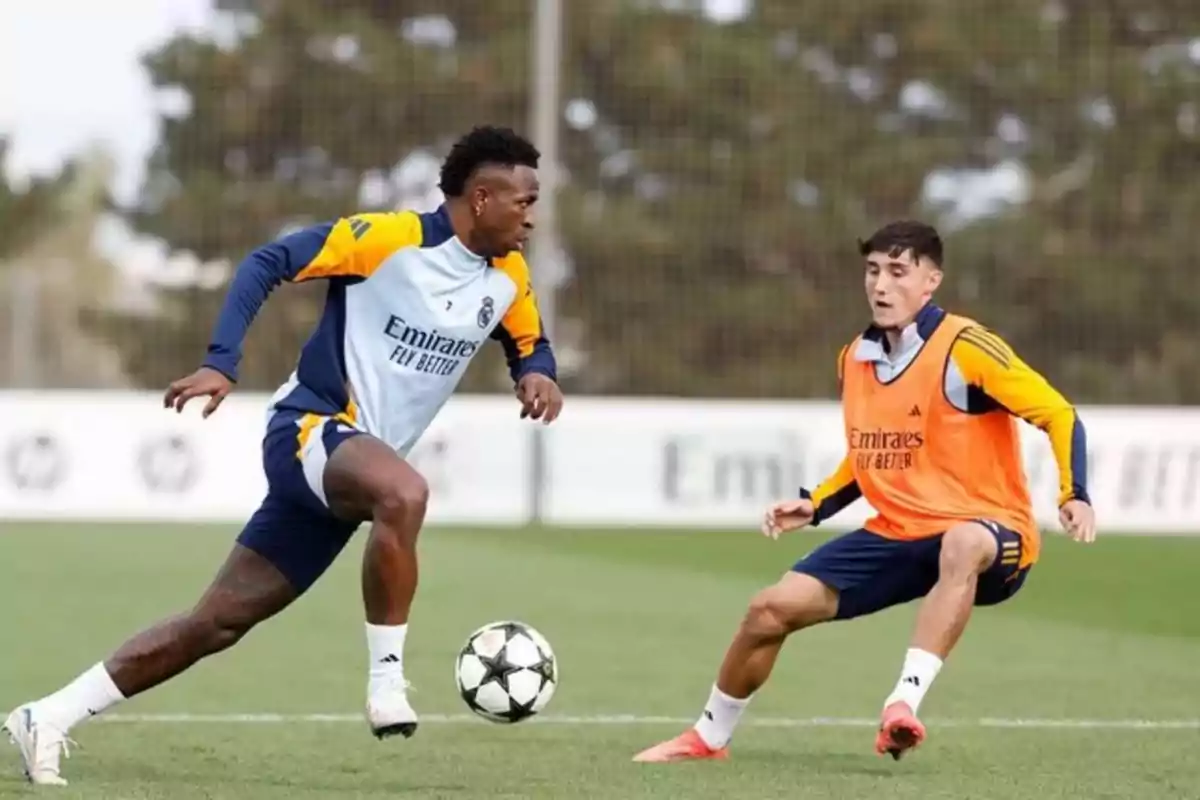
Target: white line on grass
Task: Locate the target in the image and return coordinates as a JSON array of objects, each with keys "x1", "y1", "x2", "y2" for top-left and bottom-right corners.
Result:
[{"x1": 95, "y1": 713, "x2": 1200, "y2": 730}]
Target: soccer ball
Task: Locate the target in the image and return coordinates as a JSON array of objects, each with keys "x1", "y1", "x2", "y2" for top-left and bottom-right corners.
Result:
[{"x1": 454, "y1": 620, "x2": 557, "y2": 723}]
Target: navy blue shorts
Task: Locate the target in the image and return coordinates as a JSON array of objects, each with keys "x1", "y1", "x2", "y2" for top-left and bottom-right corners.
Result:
[
  {"x1": 791, "y1": 521, "x2": 1031, "y2": 621},
  {"x1": 235, "y1": 408, "x2": 364, "y2": 594}
]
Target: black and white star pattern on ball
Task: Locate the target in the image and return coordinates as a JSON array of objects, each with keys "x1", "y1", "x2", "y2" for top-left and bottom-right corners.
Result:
[
  {"x1": 530, "y1": 654, "x2": 556, "y2": 684},
  {"x1": 457, "y1": 621, "x2": 557, "y2": 724},
  {"x1": 474, "y1": 646, "x2": 523, "y2": 694},
  {"x1": 499, "y1": 695, "x2": 538, "y2": 723}
]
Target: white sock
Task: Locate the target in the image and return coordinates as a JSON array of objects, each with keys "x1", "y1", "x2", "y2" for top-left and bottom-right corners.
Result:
[
  {"x1": 34, "y1": 663, "x2": 125, "y2": 732},
  {"x1": 693, "y1": 684, "x2": 751, "y2": 749},
  {"x1": 366, "y1": 623, "x2": 408, "y2": 688},
  {"x1": 883, "y1": 648, "x2": 944, "y2": 715}
]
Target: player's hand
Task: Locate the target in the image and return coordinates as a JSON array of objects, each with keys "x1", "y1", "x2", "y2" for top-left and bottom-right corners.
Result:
[
  {"x1": 163, "y1": 367, "x2": 233, "y2": 418},
  {"x1": 516, "y1": 373, "x2": 563, "y2": 424},
  {"x1": 762, "y1": 498, "x2": 815, "y2": 540},
  {"x1": 1059, "y1": 499, "x2": 1096, "y2": 543}
]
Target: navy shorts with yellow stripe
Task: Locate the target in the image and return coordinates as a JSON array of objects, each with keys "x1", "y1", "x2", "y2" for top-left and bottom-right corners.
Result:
[
  {"x1": 791, "y1": 520, "x2": 1030, "y2": 621},
  {"x1": 235, "y1": 408, "x2": 364, "y2": 593}
]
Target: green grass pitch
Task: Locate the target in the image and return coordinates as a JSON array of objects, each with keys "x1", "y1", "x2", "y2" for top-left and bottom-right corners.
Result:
[{"x1": 1, "y1": 523, "x2": 1199, "y2": 798}]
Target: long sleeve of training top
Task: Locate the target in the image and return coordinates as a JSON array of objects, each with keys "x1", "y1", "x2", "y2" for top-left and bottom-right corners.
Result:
[
  {"x1": 951, "y1": 327, "x2": 1090, "y2": 507},
  {"x1": 200, "y1": 215, "x2": 414, "y2": 382}
]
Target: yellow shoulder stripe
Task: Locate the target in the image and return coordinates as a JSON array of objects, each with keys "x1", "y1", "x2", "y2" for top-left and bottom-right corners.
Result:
[
  {"x1": 956, "y1": 327, "x2": 1013, "y2": 370},
  {"x1": 293, "y1": 211, "x2": 422, "y2": 282}
]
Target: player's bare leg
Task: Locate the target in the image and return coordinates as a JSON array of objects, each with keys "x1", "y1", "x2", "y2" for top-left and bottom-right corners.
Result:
[
  {"x1": 4, "y1": 545, "x2": 296, "y2": 785},
  {"x1": 106, "y1": 546, "x2": 298, "y2": 695},
  {"x1": 323, "y1": 435, "x2": 429, "y2": 740},
  {"x1": 633, "y1": 572, "x2": 837, "y2": 762},
  {"x1": 716, "y1": 572, "x2": 838, "y2": 698},
  {"x1": 875, "y1": 522, "x2": 997, "y2": 760}
]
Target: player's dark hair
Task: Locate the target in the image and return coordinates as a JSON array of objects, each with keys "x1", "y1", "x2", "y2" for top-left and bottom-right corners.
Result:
[
  {"x1": 858, "y1": 220, "x2": 944, "y2": 266},
  {"x1": 438, "y1": 126, "x2": 540, "y2": 197}
]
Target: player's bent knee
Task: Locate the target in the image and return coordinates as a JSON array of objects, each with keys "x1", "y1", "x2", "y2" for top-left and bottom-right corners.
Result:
[
  {"x1": 940, "y1": 523, "x2": 997, "y2": 576},
  {"x1": 743, "y1": 592, "x2": 792, "y2": 639},
  {"x1": 744, "y1": 574, "x2": 837, "y2": 638},
  {"x1": 373, "y1": 474, "x2": 430, "y2": 530}
]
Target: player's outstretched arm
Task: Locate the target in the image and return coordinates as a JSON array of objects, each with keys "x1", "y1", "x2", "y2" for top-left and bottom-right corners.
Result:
[
  {"x1": 951, "y1": 327, "x2": 1096, "y2": 543},
  {"x1": 491, "y1": 253, "x2": 563, "y2": 424},
  {"x1": 166, "y1": 213, "x2": 420, "y2": 418},
  {"x1": 764, "y1": 455, "x2": 861, "y2": 539}
]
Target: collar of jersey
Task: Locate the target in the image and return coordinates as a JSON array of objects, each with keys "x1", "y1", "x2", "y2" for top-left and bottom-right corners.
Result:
[
  {"x1": 854, "y1": 302, "x2": 946, "y2": 363},
  {"x1": 423, "y1": 204, "x2": 495, "y2": 268}
]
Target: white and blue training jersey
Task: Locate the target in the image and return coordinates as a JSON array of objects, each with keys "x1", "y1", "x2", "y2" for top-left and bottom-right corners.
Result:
[{"x1": 202, "y1": 205, "x2": 556, "y2": 455}]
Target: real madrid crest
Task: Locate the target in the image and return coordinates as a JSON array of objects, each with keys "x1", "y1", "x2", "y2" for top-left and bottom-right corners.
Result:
[{"x1": 477, "y1": 296, "x2": 495, "y2": 328}]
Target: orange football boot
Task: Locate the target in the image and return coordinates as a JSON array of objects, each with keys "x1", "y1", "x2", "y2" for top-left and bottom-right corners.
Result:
[
  {"x1": 875, "y1": 701, "x2": 925, "y2": 760},
  {"x1": 632, "y1": 729, "x2": 729, "y2": 763}
]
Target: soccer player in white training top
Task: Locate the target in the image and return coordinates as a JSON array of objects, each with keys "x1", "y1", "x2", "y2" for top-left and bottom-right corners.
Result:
[{"x1": 4, "y1": 126, "x2": 564, "y2": 786}]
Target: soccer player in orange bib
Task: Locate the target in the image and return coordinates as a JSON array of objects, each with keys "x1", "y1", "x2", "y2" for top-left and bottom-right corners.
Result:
[{"x1": 633, "y1": 220, "x2": 1096, "y2": 764}]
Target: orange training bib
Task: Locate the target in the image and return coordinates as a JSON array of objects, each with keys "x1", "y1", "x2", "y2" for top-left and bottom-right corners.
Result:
[{"x1": 840, "y1": 314, "x2": 1040, "y2": 567}]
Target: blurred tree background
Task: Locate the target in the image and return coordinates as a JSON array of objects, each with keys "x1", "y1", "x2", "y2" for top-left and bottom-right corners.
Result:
[
  {"x1": 52, "y1": 0, "x2": 1200, "y2": 402},
  {"x1": 1, "y1": 142, "x2": 127, "y2": 388}
]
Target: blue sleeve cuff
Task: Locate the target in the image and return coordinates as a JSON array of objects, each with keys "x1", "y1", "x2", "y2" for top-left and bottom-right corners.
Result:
[
  {"x1": 1067, "y1": 487, "x2": 1091, "y2": 506},
  {"x1": 201, "y1": 354, "x2": 239, "y2": 383},
  {"x1": 801, "y1": 480, "x2": 863, "y2": 525},
  {"x1": 799, "y1": 487, "x2": 822, "y2": 527},
  {"x1": 1067, "y1": 415, "x2": 1090, "y2": 506},
  {"x1": 514, "y1": 349, "x2": 558, "y2": 384},
  {"x1": 492, "y1": 325, "x2": 558, "y2": 385}
]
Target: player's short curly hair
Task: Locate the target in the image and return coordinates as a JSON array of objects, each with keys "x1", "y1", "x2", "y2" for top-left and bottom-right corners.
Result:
[
  {"x1": 438, "y1": 126, "x2": 540, "y2": 198},
  {"x1": 858, "y1": 220, "x2": 944, "y2": 266}
]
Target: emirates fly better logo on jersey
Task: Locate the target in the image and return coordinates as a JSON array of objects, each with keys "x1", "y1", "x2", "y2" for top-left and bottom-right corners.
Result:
[
  {"x1": 848, "y1": 427, "x2": 925, "y2": 471},
  {"x1": 383, "y1": 315, "x2": 483, "y2": 377}
]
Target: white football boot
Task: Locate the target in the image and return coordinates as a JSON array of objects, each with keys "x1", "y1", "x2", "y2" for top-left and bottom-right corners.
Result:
[
  {"x1": 4, "y1": 706, "x2": 74, "y2": 786},
  {"x1": 366, "y1": 676, "x2": 419, "y2": 740}
]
